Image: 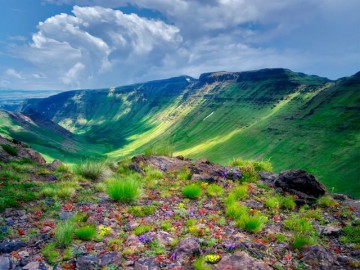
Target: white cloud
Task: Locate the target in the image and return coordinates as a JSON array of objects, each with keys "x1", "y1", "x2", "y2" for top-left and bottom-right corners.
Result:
[
  {"x1": 11, "y1": 5, "x2": 181, "y2": 88},
  {"x1": 5, "y1": 68, "x2": 23, "y2": 79}
]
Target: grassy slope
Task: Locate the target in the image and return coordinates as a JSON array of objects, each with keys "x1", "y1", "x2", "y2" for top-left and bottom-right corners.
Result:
[{"x1": 1, "y1": 69, "x2": 359, "y2": 197}]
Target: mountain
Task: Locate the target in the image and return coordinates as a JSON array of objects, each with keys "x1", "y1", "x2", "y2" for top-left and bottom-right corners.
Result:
[{"x1": 0, "y1": 68, "x2": 359, "y2": 197}]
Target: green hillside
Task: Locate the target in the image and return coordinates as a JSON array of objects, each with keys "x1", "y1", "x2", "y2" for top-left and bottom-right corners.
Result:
[{"x1": 1, "y1": 68, "x2": 359, "y2": 197}]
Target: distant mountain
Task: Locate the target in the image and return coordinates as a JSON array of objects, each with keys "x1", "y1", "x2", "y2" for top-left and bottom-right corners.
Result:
[{"x1": 1, "y1": 68, "x2": 359, "y2": 197}]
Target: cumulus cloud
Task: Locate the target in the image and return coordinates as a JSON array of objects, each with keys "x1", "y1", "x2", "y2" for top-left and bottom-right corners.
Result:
[
  {"x1": 5, "y1": 68, "x2": 23, "y2": 79},
  {"x1": 3, "y1": 0, "x2": 359, "y2": 89},
  {"x1": 11, "y1": 5, "x2": 181, "y2": 88}
]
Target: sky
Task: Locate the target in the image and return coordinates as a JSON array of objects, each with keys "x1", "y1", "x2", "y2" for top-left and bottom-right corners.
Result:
[{"x1": 0, "y1": 0, "x2": 359, "y2": 90}]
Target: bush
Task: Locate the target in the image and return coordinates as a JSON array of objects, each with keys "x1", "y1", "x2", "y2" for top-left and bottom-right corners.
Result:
[
  {"x1": 106, "y1": 176, "x2": 140, "y2": 202},
  {"x1": 206, "y1": 184, "x2": 224, "y2": 197},
  {"x1": 54, "y1": 220, "x2": 75, "y2": 248},
  {"x1": 75, "y1": 160, "x2": 106, "y2": 180},
  {"x1": 182, "y1": 184, "x2": 202, "y2": 199},
  {"x1": 317, "y1": 195, "x2": 338, "y2": 207},
  {"x1": 1, "y1": 144, "x2": 18, "y2": 156},
  {"x1": 75, "y1": 224, "x2": 96, "y2": 240}
]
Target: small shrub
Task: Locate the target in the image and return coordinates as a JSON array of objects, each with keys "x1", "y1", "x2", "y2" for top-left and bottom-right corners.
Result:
[
  {"x1": 134, "y1": 225, "x2": 152, "y2": 235},
  {"x1": 1, "y1": 144, "x2": 18, "y2": 156},
  {"x1": 206, "y1": 184, "x2": 224, "y2": 197},
  {"x1": 129, "y1": 205, "x2": 157, "y2": 217},
  {"x1": 340, "y1": 225, "x2": 360, "y2": 245},
  {"x1": 106, "y1": 176, "x2": 140, "y2": 202},
  {"x1": 75, "y1": 160, "x2": 106, "y2": 180},
  {"x1": 75, "y1": 224, "x2": 96, "y2": 240},
  {"x1": 54, "y1": 220, "x2": 75, "y2": 248},
  {"x1": 42, "y1": 242, "x2": 59, "y2": 264},
  {"x1": 317, "y1": 195, "x2": 338, "y2": 207},
  {"x1": 182, "y1": 184, "x2": 202, "y2": 199},
  {"x1": 144, "y1": 166, "x2": 163, "y2": 181},
  {"x1": 293, "y1": 234, "x2": 316, "y2": 249}
]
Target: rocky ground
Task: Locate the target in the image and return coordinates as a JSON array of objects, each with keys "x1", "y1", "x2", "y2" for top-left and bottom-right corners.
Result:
[{"x1": 0, "y1": 135, "x2": 359, "y2": 270}]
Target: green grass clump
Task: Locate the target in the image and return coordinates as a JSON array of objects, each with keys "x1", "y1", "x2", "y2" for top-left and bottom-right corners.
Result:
[
  {"x1": 193, "y1": 257, "x2": 212, "y2": 270},
  {"x1": 182, "y1": 184, "x2": 202, "y2": 199},
  {"x1": 134, "y1": 225, "x2": 152, "y2": 235},
  {"x1": 340, "y1": 225, "x2": 360, "y2": 246},
  {"x1": 144, "y1": 142, "x2": 173, "y2": 157},
  {"x1": 129, "y1": 205, "x2": 157, "y2": 217},
  {"x1": 230, "y1": 158, "x2": 272, "y2": 182},
  {"x1": 225, "y1": 203, "x2": 248, "y2": 220},
  {"x1": 265, "y1": 197, "x2": 281, "y2": 209},
  {"x1": 42, "y1": 242, "x2": 60, "y2": 264},
  {"x1": 75, "y1": 160, "x2": 106, "y2": 180},
  {"x1": 281, "y1": 196, "x2": 296, "y2": 210},
  {"x1": 293, "y1": 234, "x2": 316, "y2": 249},
  {"x1": 1, "y1": 144, "x2": 18, "y2": 156},
  {"x1": 144, "y1": 166, "x2": 164, "y2": 181},
  {"x1": 284, "y1": 215, "x2": 313, "y2": 234},
  {"x1": 54, "y1": 220, "x2": 75, "y2": 248},
  {"x1": 233, "y1": 184, "x2": 249, "y2": 200},
  {"x1": 106, "y1": 176, "x2": 140, "y2": 202},
  {"x1": 206, "y1": 184, "x2": 224, "y2": 197},
  {"x1": 237, "y1": 214, "x2": 268, "y2": 233},
  {"x1": 75, "y1": 224, "x2": 96, "y2": 240},
  {"x1": 317, "y1": 195, "x2": 338, "y2": 207},
  {"x1": 57, "y1": 186, "x2": 75, "y2": 199}
]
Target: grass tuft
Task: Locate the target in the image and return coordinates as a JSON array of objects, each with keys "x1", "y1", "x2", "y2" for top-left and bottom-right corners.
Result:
[
  {"x1": 106, "y1": 176, "x2": 140, "y2": 202},
  {"x1": 75, "y1": 159, "x2": 106, "y2": 180},
  {"x1": 1, "y1": 144, "x2": 18, "y2": 156},
  {"x1": 54, "y1": 220, "x2": 75, "y2": 248},
  {"x1": 75, "y1": 224, "x2": 96, "y2": 240},
  {"x1": 182, "y1": 184, "x2": 202, "y2": 199}
]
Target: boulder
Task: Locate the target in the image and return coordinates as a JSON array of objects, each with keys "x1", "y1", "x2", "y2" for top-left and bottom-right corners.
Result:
[
  {"x1": 47, "y1": 159, "x2": 63, "y2": 170},
  {"x1": 173, "y1": 237, "x2": 200, "y2": 261},
  {"x1": 215, "y1": 251, "x2": 271, "y2": 270},
  {"x1": 301, "y1": 245, "x2": 336, "y2": 270},
  {"x1": 259, "y1": 172, "x2": 278, "y2": 184},
  {"x1": 275, "y1": 170, "x2": 326, "y2": 199},
  {"x1": 132, "y1": 155, "x2": 187, "y2": 172},
  {"x1": 0, "y1": 256, "x2": 11, "y2": 270},
  {"x1": 134, "y1": 257, "x2": 160, "y2": 270},
  {"x1": 128, "y1": 163, "x2": 145, "y2": 175},
  {"x1": 0, "y1": 240, "x2": 27, "y2": 253}
]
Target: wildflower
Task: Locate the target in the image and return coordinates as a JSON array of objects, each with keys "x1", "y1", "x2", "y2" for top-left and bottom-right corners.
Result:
[
  {"x1": 166, "y1": 211, "x2": 173, "y2": 217},
  {"x1": 1, "y1": 226, "x2": 7, "y2": 232},
  {"x1": 138, "y1": 234, "x2": 153, "y2": 243},
  {"x1": 7, "y1": 220, "x2": 14, "y2": 226},
  {"x1": 98, "y1": 225, "x2": 112, "y2": 236},
  {"x1": 178, "y1": 203, "x2": 185, "y2": 208},
  {"x1": 205, "y1": 254, "x2": 221, "y2": 263},
  {"x1": 189, "y1": 209, "x2": 194, "y2": 217},
  {"x1": 170, "y1": 252, "x2": 177, "y2": 261},
  {"x1": 224, "y1": 243, "x2": 236, "y2": 250}
]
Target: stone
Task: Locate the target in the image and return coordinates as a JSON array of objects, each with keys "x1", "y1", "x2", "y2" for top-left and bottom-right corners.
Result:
[
  {"x1": 126, "y1": 235, "x2": 145, "y2": 250},
  {"x1": 59, "y1": 211, "x2": 74, "y2": 220},
  {"x1": 318, "y1": 225, "x2": 342, "y2": 237},
  {"x1": 76, "y1": 255, "x2": 98, "y2": 270},
  {"x1": 275, "y1": 170, "x2": 326, "y2": 199},
  {"x1": 0, "y1": 241, "x2": 27, "y2": 253},
  {"x1": 134, "y1": 257, "x2": 160, "y2": 270},
  {"x1": 0, "y1": 256, "x2": 11, "y2": 270},
  {"x1": 99, "y1": 252, "x2": 121, "y2": 267},
  {"x1": 128, "y1": 163, "x2": 145, "y2": 175},
  {"x1": 259, "y1": 172, "x2": 278, "y2": 184},
  {"x1": 301, "y1": 245, "x2": 336, "y2": 270},
  {"x1": 173, "y1": 237, "x2": 200, "y2": 261},
  {"x1": 47, "y1": 159, "x2": 63, "y2": 170},
  {"x1": 215, "y1": 251, "x2": 271, "y2": 270},
  {"x1": 23, "y1": 261, "x2": 40, "y2": 270}
]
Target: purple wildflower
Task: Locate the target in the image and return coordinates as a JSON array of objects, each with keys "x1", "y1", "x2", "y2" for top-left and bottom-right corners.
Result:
[
  {"x1": 224, "y1": 243, "x2": 236, "y2": 250},
  {"x1": 199, "y1": 248, "x2": 204, "y2": 255},
  {"x1": 138, "y1": 234, "x2": 153, "y2": 243},
  {"x1": 170, "y1": 252, "x2": 177, "y2": 261},
  {"x1": 6, "y1": 220, "x2": 14, "y2": 226},
  {"x1": 166, "y1": 211, "x2": 173, "y2": 217},
  {"x1": 1, "y1": 226, "x2": 7, "y2": 232},
  {"x1": 189, "y1": 208, "x2": 194, "y2": 217}
]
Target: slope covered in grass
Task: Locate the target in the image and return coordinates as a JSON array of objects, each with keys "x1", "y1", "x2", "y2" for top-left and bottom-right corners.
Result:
[{"x1": 1, "y1": 68, "x2": 359, "y2": 197}]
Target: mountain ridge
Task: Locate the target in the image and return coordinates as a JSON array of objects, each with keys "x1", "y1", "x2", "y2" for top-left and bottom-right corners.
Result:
[{"x1": 0, "y1": 68, "x2": 359, "y2": 197}]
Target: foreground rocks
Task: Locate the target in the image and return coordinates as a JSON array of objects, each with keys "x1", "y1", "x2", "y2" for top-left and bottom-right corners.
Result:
[{"x1": 215, "y1": 251, "x2": 272, "y2": 270}]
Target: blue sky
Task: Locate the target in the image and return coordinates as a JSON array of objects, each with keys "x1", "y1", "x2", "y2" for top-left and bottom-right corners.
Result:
[{"x1": 0, "y1": 0, "x2": 359, "y2": 90}]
